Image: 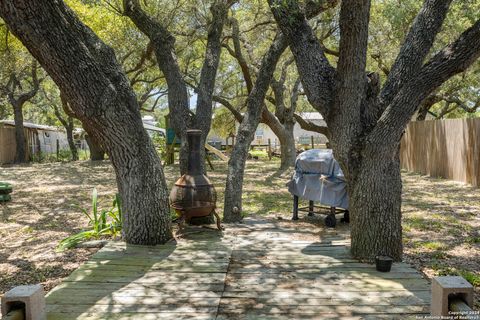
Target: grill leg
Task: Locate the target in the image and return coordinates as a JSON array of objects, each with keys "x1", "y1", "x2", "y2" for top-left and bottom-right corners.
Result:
[
  {"x1": 308, "y1": 201, "x2": 314, "y2": 216},
  {"x1": 292, "y1": 195, "x2": 299, "y2": 220}
]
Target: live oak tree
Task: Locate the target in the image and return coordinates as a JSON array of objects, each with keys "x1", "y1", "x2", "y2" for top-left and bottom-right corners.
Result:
[
  {"x1": 215, "y1": 4, "x2": 333, "y2": 169},
  {"x1": 0, "y1": 61, "x2": 41, "y2": 163},
  {"x1": 0, "y1": 0, "x2": 172, "y2": 244},
  {"x1": 269, "y1": 0, "x2": 480, "y2": 261},
  {"x1": 40, "y1": 83, "x2": 79, "y2": 161},
  {"x1": 122, "y1": 0, "x2": 234, "y2": 174},
  {"x1": 220, "y1": 15, "x2": 299, "y2": 169},
  {"x1": 223, "y1": 0, "x2": 338, "y2": 222},
  {"x1": 368, "y1": 0, "x2": 480, "y2": 121}
]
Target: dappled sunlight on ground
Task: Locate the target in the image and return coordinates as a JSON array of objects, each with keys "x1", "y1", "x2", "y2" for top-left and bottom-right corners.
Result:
[{"x1": 0, "y1": 160, "x2": 478, "y2": 308}]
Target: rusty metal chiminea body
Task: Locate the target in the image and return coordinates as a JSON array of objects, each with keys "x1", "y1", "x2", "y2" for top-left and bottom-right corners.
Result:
[{"x1": 169, "y1": 130, "x2": 222, "y2": 230}]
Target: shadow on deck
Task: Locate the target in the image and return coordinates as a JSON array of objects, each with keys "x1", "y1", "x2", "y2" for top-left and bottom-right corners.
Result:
[{"x1": 46, "y1": 218, "x2": 430, "y2": 319}]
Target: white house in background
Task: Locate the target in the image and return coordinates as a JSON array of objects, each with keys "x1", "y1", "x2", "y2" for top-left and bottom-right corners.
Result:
[
  {"x1": 0, "y1": 120, "x2": 73, "y2": 164},
  {"x1": 208, "y1": 112, "x2": 328, "y2": 148},
  {"x1": 142, "y1": 115, "x2": 166, "y2": 136}
]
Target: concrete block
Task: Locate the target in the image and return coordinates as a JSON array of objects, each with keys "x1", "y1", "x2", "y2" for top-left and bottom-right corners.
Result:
[
  {"x1": 431, "y1": 276, "x2": 474, "y2": 316},
  {"x1": 1, "y1": 285, "x2": 46, "y2": 320}
]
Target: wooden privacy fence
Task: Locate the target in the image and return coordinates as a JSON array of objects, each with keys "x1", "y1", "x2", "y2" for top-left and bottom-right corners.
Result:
[{"x1": 400, "y1": 118, "x2": 480, "y2": 187}]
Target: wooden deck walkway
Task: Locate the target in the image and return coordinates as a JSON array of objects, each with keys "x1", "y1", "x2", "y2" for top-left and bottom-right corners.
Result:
[{"x1": 46, "y1": 218, "x2": 431, "y2": 319}]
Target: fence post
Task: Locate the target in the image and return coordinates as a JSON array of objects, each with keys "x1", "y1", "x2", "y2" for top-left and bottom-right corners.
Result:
[
  {"x1": 268, "y1": 138, "x2": 272, "y2": 160},
  {"x1": 56, "y1": 139, "x2": 59, "y2": 160},
  {"x1": 311, "y1": 136, "x2": 314, "y2": 149}
]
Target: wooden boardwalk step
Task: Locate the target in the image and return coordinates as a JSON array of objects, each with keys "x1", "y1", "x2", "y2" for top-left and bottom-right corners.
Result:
[{"x1": 46, "y1": 217, "x2": 430, "y2": 319}]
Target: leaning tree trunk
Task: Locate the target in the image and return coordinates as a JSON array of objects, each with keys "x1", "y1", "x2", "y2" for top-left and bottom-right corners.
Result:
[
  {"x1": 348, "y1": 148, "x2": 403, "y2": 261},
  {"x1": 279, "y1": 123, "x2": 296, "y2": 170},
  {"x1": 65, "y1": 123, "x2": 78, "y2": 161},
  {"x1": 223, "y1": 125, "x2": 254, "y2": 222},
  {"x1": 223, "y1": 33, "x2": 288, "y2": 222},
  {"x1": 13, "y1": 104, "x2": 27, "y2": 163},
  {"x1": 85, "y1": 134, "x2": 106, "y2": 161},
  {"x1": 0, "y1": 0, "x2": 172, "y2": 245}
]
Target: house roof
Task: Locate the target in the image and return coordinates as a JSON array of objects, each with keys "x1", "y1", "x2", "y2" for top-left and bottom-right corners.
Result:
[
  {"x1": 299, "y1": 112, "x2": 324, "y2": 120},
  {"x1": 143, "y1": 123, "x2": 166, "y2": 135},
  {"x1": 0, "y1": 120, "x2": 60, "y2": 131}
]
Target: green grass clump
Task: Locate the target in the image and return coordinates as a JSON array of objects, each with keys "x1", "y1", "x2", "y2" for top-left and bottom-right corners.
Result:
[
  {"x1": 421, "y1": 241, "x2": 447, "y2": 251},
  {"x1": 459, "y1": 270, "x2": 480, "y2": 286},
  {"x1": 58, "y1": 188, "x2": 122, "y2": 251}
]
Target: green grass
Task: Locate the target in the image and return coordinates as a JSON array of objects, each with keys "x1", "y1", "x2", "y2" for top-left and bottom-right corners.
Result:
[
  {"x1": 249, "y1": 149, "x2": 269, "y2": 160},
  {"x1": 403, "y1": 215, "x2": 443, "y2": 231},
  {"x1": 459, "y1": 270, "x2": 480, "y2": 286},
  {"x1": 466, "y1": 236, "x2": 480, "y2": 244},
  {"x1": 417, "y1": 241, "x2": 447, "y2": 251}
]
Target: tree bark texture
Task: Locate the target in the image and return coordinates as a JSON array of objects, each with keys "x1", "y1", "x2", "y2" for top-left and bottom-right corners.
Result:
[
  {"x1": 279, "y1": 123, "x2": 296, "y2": 170},
  {"x1": 53, "y1": 100, "x2": 78, "y2": 161},
  {"x1": 270, "y1": 0, "x2": 480, "y2": 261},
  {"x1": 223, "y1": 33, "x2": 288, "y2": 222},
  {"x1": 1, "y1": 63, "x2": 41, "y2": 163},
  {"x1": 85, "y1": 135, "x2": 106, "y2": 161},
  {"x1": 124, "y1": 0, "x2": 231, "y2": 175},
  {"x1": 13, "y1": 103, "x2": 26, "y2": 163},
  {"x1": 0, "y1": 0, "x2": 172, "y2": 245},
  {"x1": 65, "y1": 120, "x2": 79, "y2": 161}
]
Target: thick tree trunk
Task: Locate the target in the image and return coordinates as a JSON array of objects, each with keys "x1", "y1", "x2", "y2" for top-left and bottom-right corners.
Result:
[
  {"x1": 65, "y1": 123, "x2": 78, "y2": 161},
  {"x1": 348, "y1": 150, "x2": 403, "y2": 262},
  {"x1": 0, "y1": 0, "x2": 172, "y2": 245},
  {"x1": 13, "y1": 104, "x2": 26, "y2": 163},
  {"x1": 279, "y1": 123, "x2": 296, "y2": 169},
  {"x1": 85, "y1": 134, "x2": 106, "y2": 161},
  {"x1": 223, "y1": 126, "x2": 252, "y2": 222},
  {"x1": 223, "y1": 33, "x2": 288, "y2": 222}
]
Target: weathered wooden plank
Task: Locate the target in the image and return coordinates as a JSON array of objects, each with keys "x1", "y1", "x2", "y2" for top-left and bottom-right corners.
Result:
[
  {"x1": 224, "y1": 279, "x2": 430, "y2": 292},
  {"x1": 83, "y1": 260, "x2": 229, "y2": 272},
  {"x1": 215, "y1": 313, "x2": 422, "y2": 320},
  {"x1": 224, "y1": 276, "x2": 429, "y2": 287},
  {"x1": 48, "y1": 281, "x2": 225, "y2": 292},
  {"x1": 227, "y1": 271, "x2": 423, "y2": 280},
  {"x1": 47, "y1": 288, "x2": 222, "y2": 299},
  {"x1": 47, "y1": 304, "x2": 218, "y2": 313},
  {"x1": 218, "y1": 304, "x2": 430, "y2": 314},
  {"x1": 219, "y1": 290, "x2": 431, "y2": 301},
  {"x1": 64, "y1": 270, "x2": 226, "y2": 283},
  {"x1": 216, "y1": 295, "x2": 429, "y2": 307},
  {"x1": 47, "y1": 312, "x2": 216, "y2": 320},
  {"x1": 227, "y1": 263, "x2": 417, "y2": 273},
  {"x1": 47, "y1": 296, "x2": 220, "y2": 306}
]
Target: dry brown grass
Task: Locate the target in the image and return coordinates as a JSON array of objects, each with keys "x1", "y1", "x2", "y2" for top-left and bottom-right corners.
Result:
[{"x1": 0, "y1": 160, "x2": 478, "y2": 307}]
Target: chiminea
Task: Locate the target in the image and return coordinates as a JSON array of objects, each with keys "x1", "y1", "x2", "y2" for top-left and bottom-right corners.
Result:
[{"x1": 169, "y1": 130, "x2": 222, "y2": 230}]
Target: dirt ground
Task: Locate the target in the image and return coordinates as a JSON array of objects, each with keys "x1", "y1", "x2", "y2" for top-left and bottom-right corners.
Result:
[{"x1": 0, "y1": 160, "x2": 478, "y2": 307}]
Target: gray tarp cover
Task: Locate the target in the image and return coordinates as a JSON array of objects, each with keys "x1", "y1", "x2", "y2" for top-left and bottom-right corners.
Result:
[{"x1": 287, "y1": 149, "x2": 349, "y2": 209}]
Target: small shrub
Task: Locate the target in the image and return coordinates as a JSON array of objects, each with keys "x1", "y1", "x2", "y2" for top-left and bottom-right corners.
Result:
[{"x1": 58, "y1": 188, "x2": 122, "y2": 251}]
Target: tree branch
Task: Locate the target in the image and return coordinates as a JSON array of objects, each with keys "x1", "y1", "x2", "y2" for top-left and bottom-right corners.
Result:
[
  {"x1": 371, "y1": 18, "x2": 480, "y2": 152},
  {"x1": 213, "y1": 95, "x2": 243, "y2": 123},
  {"x1": 269, "y1": 0, "x2": 337, "y2": 115},
  {"x1": 380, "y1": 0, "x2": 453, "y2": 107},
  {"x1": 293, "y1": 113, "x2": 329, "y2": 137}
]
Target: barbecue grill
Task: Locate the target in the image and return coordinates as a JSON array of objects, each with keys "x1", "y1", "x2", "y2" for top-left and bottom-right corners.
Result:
[{"x1": 287, "y1": 149, "x2": 349, "y2": 227}]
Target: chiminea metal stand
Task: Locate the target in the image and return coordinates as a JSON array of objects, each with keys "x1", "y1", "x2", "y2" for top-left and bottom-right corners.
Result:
[{"x1": 169, "y1": 130, "x2": 222, "y2": 232}]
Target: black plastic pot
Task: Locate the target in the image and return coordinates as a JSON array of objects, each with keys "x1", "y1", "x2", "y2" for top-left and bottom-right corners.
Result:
[{"x1": 375, "y1": 255, "x2": 393, "y2": 272}]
